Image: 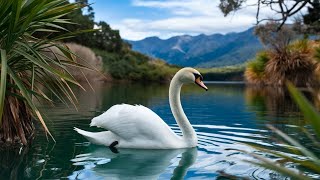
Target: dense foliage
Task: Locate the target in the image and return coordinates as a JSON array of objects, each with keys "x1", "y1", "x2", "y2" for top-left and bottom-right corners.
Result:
[
  {"x1": 0, "y1": 0, "x2": 89, "y2": 145},
  {"x1": 35, "y1": 0, "x2": 124, "y2": 53},
  {"x1": 47, "y1": 0, "x2": 179, "y2": 82},
  {"x1": 246, "y1": 40, "x2": 320, "y2": 86},
  {"x1": 93, "y1": 48, "x2": 178, "y2": 82},
  {"x1": 245, "y1": 51, "x2": 269, "y2": 84},
  {"x1": 303, "y1": 0, "x2": 320, "y2": 34},
  {"x1": 245, "y1": 22, "x2": 320, "y2": 86}
]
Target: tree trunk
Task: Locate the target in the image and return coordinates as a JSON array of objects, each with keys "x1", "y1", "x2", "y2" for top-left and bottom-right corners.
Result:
[{"x1": 0, "y1": 96, "x2": 35, "y2": 145}]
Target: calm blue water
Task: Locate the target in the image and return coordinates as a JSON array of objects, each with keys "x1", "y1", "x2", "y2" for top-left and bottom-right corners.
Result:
[{"x1": 1, "y1": 82, "x2": 318, "y2": 179}]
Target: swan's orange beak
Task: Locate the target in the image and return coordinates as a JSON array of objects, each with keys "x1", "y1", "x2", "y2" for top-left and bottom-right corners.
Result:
[{"x1": 195, "y1": 77, "x2": 208, "y2": 91}]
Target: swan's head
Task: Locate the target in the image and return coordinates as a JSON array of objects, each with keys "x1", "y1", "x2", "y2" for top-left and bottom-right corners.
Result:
[{"x1": 177, "y1": 67, "x2": 208, "y2": 91}]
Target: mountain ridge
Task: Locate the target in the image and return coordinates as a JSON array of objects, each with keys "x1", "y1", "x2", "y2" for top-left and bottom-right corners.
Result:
[{"x1": 127, "y1": 27, "x2": 264, "y2": 67}]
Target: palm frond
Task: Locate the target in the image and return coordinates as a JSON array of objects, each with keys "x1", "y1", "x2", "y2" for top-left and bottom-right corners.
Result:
[
  {"x1": 0, "y1": 50, "x2": 8, "y2": 124},
  {"x1": 0, "y1": 0, "x2": 91, "y2": 143}
]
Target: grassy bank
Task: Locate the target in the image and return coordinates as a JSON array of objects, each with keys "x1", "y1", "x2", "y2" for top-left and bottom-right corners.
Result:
[
  {"x1": 93, "y1": 48, "x2": 179, "y2": 82},
  {"x1": 200, "y1": 64, "x2": 245, "y2": 81}
]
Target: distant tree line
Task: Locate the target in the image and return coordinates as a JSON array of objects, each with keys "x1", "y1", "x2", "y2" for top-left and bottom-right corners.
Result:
[
  {"x1": 36, "y1": 0, "x2": 127, "y2": 52},
  {"x1": 64, "y1": 0, "x2": 125, "y2": 52}
]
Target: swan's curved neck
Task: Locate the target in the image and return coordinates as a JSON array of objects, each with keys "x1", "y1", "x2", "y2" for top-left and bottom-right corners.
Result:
[{"x1": 169, "y1": 76, "x2": 197, "y2": 144}]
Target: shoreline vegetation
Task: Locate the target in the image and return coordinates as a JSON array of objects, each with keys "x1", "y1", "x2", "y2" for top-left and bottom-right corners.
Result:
[
  {"x1": 56, "y1": 8, "x2": 319, "y2": 86},
  {"x1": 35, "y1": 0, "x2": 245, "y2": 84},
  {"x1": 1, "y1": 0, "x2": 320, "y2": 179},
  {"x1": 0, "y1": 0, "x2": 91, "y2": 146},
  {"x1": 62, "y1": 42, "x2": 246, "y2": 83},
  {"x1": 244, "y1": 22, "x2": 320, "y2": 87},
  {"x1": 245, "y1": 39, "x2": 320, "y2": 87},
  {"x1": 0, "y1": 0, "x2": 246, "y2": 146}
]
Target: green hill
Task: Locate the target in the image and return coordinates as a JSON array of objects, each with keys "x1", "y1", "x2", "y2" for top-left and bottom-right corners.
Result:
[{"x1": 127, "y1": 28, "x2": 263, "y2": 67}]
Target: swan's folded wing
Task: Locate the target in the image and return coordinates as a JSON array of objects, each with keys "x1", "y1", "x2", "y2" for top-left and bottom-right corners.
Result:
[{"x1": 90, "y1": 104, "x2": 177, "y2": 140}]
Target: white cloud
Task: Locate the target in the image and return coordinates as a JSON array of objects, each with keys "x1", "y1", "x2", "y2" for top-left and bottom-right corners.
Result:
[
  {"x1": 132, "y1": 0, "x2": 218, "y2": 16},
  {"x1": 111, "y1": 0, "x2": 302, "y2": 40},
  {"x1": 113, "y1": 15, "x2": 256, "y2": 40}
]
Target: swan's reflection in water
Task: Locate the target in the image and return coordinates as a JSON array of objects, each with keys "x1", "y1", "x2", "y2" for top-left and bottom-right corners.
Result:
[{"x1": 69, "y1": 146, "x2": 197, "y2": 180}]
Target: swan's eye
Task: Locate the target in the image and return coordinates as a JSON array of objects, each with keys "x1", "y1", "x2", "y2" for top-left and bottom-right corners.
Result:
[{"x1": 193, "y1": 73, "x2": 203, "y2": 81}]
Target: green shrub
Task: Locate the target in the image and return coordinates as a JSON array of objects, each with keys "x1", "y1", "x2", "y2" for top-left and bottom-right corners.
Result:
[
  {"x1": 93, "y1": 48, "x2": 177, "y2": 82},
  {"x1": 315, "y1": 47, "x2": 320, "y2": 62},
  {"x1": 0, "y1": 0, "x2": 88, "y2": 145},
  {"x1": 247, "y1": 51, "x2": 269, "y2": 76}
]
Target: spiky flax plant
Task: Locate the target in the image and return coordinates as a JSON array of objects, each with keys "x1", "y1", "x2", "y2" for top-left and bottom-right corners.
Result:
[{"x1": 0, "y1": 0, "x2": 90, "y2": 145}]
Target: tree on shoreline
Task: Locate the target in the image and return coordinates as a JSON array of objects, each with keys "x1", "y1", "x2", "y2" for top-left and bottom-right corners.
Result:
[
  {"x1": 303, "y1": 0, "x2": 320, "y2": 34},
  {"x1": 219, "y1": 0, "x2": 320, "y2": 32},
  {"x1": 245, "y1": 22, "x2": 320, "y2": 86},
  {"x1": 39, "y1": 0, "x2": 125, "y2": 53},
  {"x1": 219, "y1": 0, "x2": 320, "y2": 86}
]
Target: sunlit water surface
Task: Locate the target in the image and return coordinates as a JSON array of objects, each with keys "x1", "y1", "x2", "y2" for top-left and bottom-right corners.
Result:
[{"x1": 1, "y1": 82, "x2": 319, "y2": 179}]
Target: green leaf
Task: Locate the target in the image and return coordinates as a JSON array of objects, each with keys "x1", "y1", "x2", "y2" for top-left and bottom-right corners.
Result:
[
  {"x1": 7, "y1": 67, "x2": 55, "y2": 142},
  {"x1": 267, "y1": 125, "x2": 320, "y2": 166},
  {"x1": 0, "y1": 0, "x2": 91, "y2": 144},
  {"x1": 246, "y1": 142, "x2": 320, "y2": 172},
  {"x1": 232, "y1": 148, "x2": 312, "y2": 180},
  {"x1": 0, "y1": 49, "x2": 8, "y2": 125},
  {"x1": 13, "y1": 47, "x2": 81, "y2": 87},
  {"x1": 287, "y1": 82, "x2": 320, "y2": 138}
]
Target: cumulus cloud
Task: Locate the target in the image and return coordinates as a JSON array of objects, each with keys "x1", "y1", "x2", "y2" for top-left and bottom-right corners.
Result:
[{"x1": 113, "y1": 0, "x2": 290, "y2": 40}]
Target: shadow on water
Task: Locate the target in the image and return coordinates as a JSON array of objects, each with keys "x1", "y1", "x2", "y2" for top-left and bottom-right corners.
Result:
[
  {"x1": 69, "y1": 146, "x2": 197, "y2": 180},
  {"x1": 0, "y1": 146, "x2": 29, "y2": 180}
]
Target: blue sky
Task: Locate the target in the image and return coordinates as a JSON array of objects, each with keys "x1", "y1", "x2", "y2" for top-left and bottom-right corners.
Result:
[{"x1": 88, "y1": 0, "x2": 280, "y2": 40}]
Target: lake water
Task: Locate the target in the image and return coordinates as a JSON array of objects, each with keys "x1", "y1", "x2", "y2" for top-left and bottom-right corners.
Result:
[{"x1": 1, "y1": 82, "x2": 319, "y2": 179}]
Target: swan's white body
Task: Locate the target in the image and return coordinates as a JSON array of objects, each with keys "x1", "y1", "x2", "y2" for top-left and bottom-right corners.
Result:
[{"x1": 75, "y1": 68, "x2": 207, "y2": 149}]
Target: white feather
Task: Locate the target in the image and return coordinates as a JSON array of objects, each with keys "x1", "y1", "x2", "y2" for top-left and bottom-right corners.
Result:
[
  {"x1": 76, "y1": 104, "x2": 184, "y2": 149},
  {"x1": 75, "y1": 68, "x2": 203, "y2": 149},
  {"x1": 92, "y1": 104, "x2": 176, "y2": 139}
]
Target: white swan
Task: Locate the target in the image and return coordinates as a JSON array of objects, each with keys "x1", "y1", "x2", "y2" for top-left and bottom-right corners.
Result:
[{"x1": 74, "y1": 67, "x2": 208, "y2": 149}]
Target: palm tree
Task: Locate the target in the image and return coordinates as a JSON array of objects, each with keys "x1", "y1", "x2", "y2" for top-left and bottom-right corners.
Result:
[{"x1": 0, "y1": 0, "x2": 90, "y2": 145}]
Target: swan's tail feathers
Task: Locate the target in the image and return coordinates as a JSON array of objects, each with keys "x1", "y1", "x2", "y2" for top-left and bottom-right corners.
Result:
[
  {"x1": 74, "y1": 127, "x2": 114, "y2": 146},
  {"x1": 90, "y1": 118, "x2": 97, "y2": 127}
]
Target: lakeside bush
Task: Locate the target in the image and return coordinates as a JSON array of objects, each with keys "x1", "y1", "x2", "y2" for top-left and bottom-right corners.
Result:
[
  {"x1": 0, "y1": 0, "x2": 87, "y2": 145},
  {"x1": 245, "y1": 39, "x2": 320, "y2": 86},
  {"x1": 245, "y1": 52, "x2": 269, "y2": 85}
]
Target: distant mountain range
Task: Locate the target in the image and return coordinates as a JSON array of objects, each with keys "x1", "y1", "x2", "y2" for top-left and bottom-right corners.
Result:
[{"x1": 127, "y1": 27, "x2": 264, "y2": 67}]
